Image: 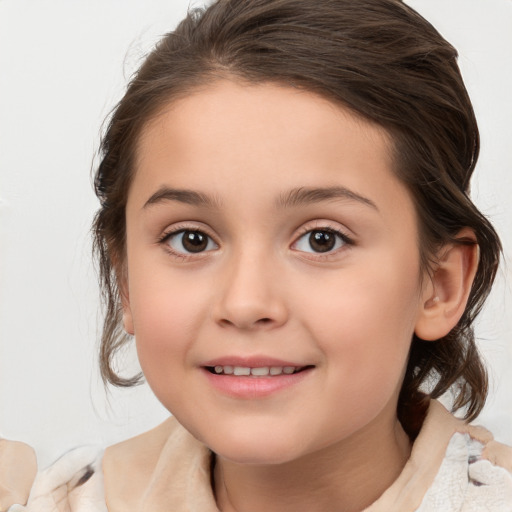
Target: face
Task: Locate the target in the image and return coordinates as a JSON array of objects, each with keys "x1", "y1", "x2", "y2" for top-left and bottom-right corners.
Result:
[{"x1": 123, "y1": 80, "x2": 428, "y2": 464}]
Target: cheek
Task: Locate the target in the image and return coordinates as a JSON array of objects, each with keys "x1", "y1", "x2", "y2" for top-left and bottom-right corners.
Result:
[
  {"x1": 128, "y1": 272, "x2": 206, "y2": 381},
  {"x1": 303, "y1": 257, "x2": 419, "y2": 333},
  {"x1": 296, "y1": 253, "x2": 421, "y2": 381}
]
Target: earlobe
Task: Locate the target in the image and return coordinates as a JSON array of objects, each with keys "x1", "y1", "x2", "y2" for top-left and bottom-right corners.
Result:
[
  {"x1": 415, "y1": 229, "x2": 479, "y2": 341},
  {"x1": 112, "y1": 253, "x2": 135, "y2": 335},
  {"x1": 123, "y1": 306, "x2": 134, "y2": 335}
]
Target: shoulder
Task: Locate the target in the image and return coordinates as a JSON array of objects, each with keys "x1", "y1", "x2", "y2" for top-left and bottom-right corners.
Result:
[
  {"x1": 417, "y1": 402, "x2": 512, "y2": 511},
  {"x1": 102, "y1": 415, "x2": 179, "y2": 508},
  {"x1": 2, "y1": 416, "x2": 208, "y2": 512},
  {"x1": 3, "y1": 418, "x2": 179, "y2": 512},
  {"x1": 366, "y1": 400, "x2": 512, "y2": 512},
  {"x1": 105, "y1": 414, "x2": 178, "y2": 469},
  {"x1": 103, "y1": 416, "x2": 216, "y2": 512},
  {"x1": 418, "y1": 432, "x2": 512, "y2": 511}
]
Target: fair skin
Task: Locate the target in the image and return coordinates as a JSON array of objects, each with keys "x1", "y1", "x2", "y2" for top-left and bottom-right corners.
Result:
[{"x1": 119, "y1": 80, "x2": 476, "y2": 511}]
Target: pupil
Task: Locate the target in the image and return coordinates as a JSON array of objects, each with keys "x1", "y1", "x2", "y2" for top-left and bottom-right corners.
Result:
[
  {"x1": 309, "y1": 230, "x2": 335, "y2": 253},
  {"x1": 183, "y1": 231, "x2": 208, "y2": 252}
]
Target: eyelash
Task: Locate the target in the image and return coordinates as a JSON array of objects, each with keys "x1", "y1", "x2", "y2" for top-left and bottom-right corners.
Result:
[
  {"x1": 292, "y1": 225, "x2": 354, "y2": 259},
  {"x1": 157, "y1": 223, "x2": 354, "y2": 260},
  {"x1": 157, "y1": 224, "x2": 219, "y2": 261}
]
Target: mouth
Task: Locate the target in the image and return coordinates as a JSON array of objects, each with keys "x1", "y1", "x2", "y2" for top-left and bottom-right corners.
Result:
[
  {"x1": 204, "y1": 365, "x2": 313, "y2": 377},
  {"x1": 201, "y1": 357, "x2": 315, "y2": 397}
]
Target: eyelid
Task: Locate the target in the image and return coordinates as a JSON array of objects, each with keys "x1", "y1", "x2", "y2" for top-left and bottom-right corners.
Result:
[
  {"x1": 291, "y1": 221, "x2": 355, "y2": 258},
  {"x1": 158, "y1": 222, "x2": 219, "y2": 259},
  {"x1": 157, "y1": 221, "x2": 214, "y2": 241},
  {"x1": 293, "y1": 220, "x2": 354, "y2": 241}
]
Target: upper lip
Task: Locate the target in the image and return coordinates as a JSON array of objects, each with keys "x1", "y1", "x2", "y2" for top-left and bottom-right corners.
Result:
[{"x1": 201, "y1": 356, "x2": 309, "y2": 368}]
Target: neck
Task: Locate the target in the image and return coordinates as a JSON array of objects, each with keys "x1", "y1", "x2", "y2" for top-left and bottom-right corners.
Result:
[{"x1": 214, "y1": 416, "x2": 411, "y2": 512}]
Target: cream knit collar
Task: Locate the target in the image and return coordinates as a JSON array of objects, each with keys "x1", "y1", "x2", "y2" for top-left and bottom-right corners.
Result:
[{"x1": 103, "y1": 400, "x2": 512, "y2": 511}]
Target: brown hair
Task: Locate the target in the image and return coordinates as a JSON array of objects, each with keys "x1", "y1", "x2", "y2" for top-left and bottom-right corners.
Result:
[{"x1": 92, "y1": 0, "x2": 501, "y2": 436}]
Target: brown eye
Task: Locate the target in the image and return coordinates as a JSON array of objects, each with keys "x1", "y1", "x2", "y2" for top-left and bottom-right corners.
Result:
[
  {"x1": 166, "y1": 230, "x2": 217, "y2": 254},
  {"x1": 182, "y1": 231, "x2": 208, "y2": 252},
  {"x1": 293, "y1": 228, "x2": 347, "y2": 254},
  {"x1": 309, "y1": 231, "x2": 336, "y2": 253}
]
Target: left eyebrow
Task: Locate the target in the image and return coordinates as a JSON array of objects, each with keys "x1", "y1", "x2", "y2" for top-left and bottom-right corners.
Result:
[{"x1": 276, "y1": 186, "x2": 379, "y2": 211}]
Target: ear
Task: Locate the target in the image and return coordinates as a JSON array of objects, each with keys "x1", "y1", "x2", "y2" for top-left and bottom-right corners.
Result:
[
  {"x1": 120, "y1": 283, "x2": 135, "y2": 335},
  {"x1": 415, "y1": 228, "x2": 479, "y2": 341}
]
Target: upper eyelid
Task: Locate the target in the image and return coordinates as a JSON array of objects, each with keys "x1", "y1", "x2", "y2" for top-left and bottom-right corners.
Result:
[
  {"x1": 158, "y1": 222, "x2": 218, "y2": 242},
  {"x1": 292, "y1": 227, "x2": 352, "y2": 247},
  {"x1": 293, "y1": 221, "x2": 354, "y2": 240}
]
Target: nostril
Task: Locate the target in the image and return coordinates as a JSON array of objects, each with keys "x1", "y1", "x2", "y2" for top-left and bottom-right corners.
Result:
[{"x1": 218, "y1": 317, "x2": 273, "y2": 328}]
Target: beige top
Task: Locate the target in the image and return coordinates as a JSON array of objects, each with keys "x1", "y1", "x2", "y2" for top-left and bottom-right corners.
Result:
[{"x1": 5, "y1": 401, "x2": 512, "y2": 511}]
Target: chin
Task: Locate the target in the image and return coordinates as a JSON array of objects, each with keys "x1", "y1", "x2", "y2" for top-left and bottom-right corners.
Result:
[
  {"x1": 202, "y1": 427, "x2": 312, "y2": 466},
  {"x1": 173, "y1": 409, "x2": 321, "y2": 465}
]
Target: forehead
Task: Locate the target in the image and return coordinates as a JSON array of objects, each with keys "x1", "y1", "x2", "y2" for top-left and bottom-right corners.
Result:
[
  {"x1": 137, "y1": 80, "x2": 392, "y2": 164},
  {"x1": 130, "y1": 80, "x2": 414, "y2": 221}
]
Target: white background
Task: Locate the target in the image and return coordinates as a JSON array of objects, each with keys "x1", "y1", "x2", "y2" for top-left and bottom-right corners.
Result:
[{"x1": 1, "y1": 0, "x2": 511, "y2": 469}]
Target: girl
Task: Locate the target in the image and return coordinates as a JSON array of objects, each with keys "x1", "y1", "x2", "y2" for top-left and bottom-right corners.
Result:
[{"x1": 5, "y1": 0, "x2": 512, "y2": 510}]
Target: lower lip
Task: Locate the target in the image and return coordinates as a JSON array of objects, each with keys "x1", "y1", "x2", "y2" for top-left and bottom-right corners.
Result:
[{"x1": 201, "y1": 368, "x2": 313, "y2": 399}]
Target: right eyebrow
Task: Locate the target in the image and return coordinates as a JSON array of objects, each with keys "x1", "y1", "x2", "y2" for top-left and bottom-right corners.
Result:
[{"x1": 143, "y1": 186, "x2": 221, "y2": 210}]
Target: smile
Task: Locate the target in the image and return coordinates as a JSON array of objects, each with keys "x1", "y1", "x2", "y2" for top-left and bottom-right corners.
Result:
[
  {"x1": 207, "y1": 365, "x2": 306, "y2": 376},
  {"x1": 202, "y1": 362, "x2": 314, "y2": 398}
]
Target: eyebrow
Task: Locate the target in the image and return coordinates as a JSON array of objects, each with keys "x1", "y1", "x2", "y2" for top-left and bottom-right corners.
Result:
[
  {"x1": 143, "y1": 187, "x2": 221, "y2": 209},
  {"x1": 276, "y1": 186, "x2": 379, "y2": 211},
  {"x1": 143, "y1": 185, "x2": 378, "y2": 211}
]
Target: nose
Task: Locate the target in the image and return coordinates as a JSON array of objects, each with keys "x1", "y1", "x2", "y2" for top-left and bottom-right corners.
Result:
[{"x1": 213, "y1": 249, "x2": 289, "y2": 331}]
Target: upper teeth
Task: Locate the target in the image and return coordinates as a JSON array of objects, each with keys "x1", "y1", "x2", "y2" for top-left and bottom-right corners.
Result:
[{"x1": 213, "y1": 366, "x2": 298, "y2": 376}]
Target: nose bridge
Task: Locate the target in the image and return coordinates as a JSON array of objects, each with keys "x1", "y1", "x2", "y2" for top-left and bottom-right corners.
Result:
[{"x1": 214, "y1": 242, "x2": 287, "y2": 329}]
